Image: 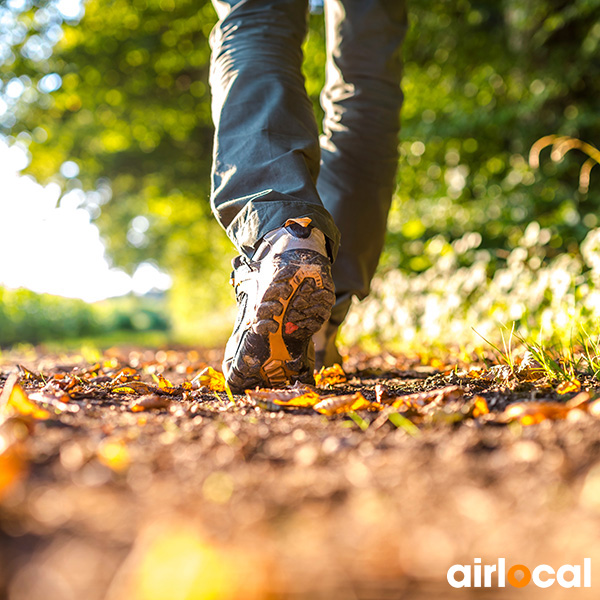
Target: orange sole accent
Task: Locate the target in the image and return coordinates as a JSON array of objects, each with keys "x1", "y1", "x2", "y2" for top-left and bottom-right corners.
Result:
[{"x1": 261, "y1": 264, "x2": 325, "y2": 385}]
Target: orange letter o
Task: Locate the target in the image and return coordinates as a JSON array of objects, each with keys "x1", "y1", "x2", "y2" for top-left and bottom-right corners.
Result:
[{"x1": 508, "y1": 565, "x2": 532, "y2": 588}]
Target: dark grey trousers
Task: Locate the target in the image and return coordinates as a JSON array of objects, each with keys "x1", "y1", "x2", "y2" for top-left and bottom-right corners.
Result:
[{"x1": 209, "y1": 0, "x2": 406, "y2": 324}]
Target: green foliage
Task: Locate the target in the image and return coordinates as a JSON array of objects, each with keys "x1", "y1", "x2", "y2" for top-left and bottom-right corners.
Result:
[
  {"x1": 385, "y1": 0, "x2": 600, "y2": 273},
  {"x1": 0, "y1": 287, "x2": 169, "y2": 347}
]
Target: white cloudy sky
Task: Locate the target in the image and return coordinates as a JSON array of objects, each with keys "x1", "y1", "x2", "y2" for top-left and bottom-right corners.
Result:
[{"x1": 0, "y1": 139, "x2": 171, "y2": 302}]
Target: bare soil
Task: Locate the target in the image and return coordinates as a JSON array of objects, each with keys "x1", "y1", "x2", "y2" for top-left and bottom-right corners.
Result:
[{"x1": 1, "y1": 346, "x2": 600, "y2": 600}]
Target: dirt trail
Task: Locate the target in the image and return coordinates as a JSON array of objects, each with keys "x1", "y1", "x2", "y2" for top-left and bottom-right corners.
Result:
[{"x1": 1, "y1": 347, "x2": 600, "y2": 599}]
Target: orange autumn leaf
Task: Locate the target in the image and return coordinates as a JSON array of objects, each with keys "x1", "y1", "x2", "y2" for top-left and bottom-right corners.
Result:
[
  {"x1": 0, "y1": 445, "x2": 26, "y2": 500},
  {"x1": 192, "y1": 367, "x2": 227, "y2": 392},
  {"x1": 156, "y1": 374, "x2": 176, "y2": 394},
  {"x1": 556, "y1": 380, "x2": 581, "y2": 394},
  {"x1": 472, "y1": 395, "x2": 489, "y2": 417},
  {"x1": 246, "y1": 388, "x2": 321, "y2": 410},
  {"x1": 314, "y1": 363, "x2": 346, "y2": 387},
  {"x1": 1, "y1": 375, "x2": 49, "y2": 420},
  {"x1": 113, "y1": 367, "x2": 139, "y2": 382},
  {"x1": 314, "y1": 392, "x2": 374, "y2": 416}
]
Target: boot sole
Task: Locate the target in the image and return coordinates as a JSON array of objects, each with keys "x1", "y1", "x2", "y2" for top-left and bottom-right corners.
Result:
[{"x1": 227, "y1": 250, "x2": 335, "y2": 392}]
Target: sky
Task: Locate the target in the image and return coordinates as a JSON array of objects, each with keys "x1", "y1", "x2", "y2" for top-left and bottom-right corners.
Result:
[{"x1": 0, "y1": 138, "x2": 172, "y2": 303}]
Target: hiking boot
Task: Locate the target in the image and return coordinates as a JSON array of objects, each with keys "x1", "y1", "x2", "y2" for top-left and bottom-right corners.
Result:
[
  {"x1": 313, "y1": 320, "x2": 343, "y2": 370},
  {"x1": 223, "y1": 219, "x2": 335, "y2": 392}
]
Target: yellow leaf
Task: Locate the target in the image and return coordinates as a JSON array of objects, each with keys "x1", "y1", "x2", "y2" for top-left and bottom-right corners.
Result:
[
  {"x1": 314, "y1": 363, "x2": 347, "y2": 387},
  {"x1": 192, "y1": 367, "x2": 226, "y2": 392},
  {"x1": 157, "y1": 374, "x2": 176, "y2": 394},
  {"x1": 246, "y1": 388, "x2": 320, "y2": 410},
  {"x1": 1, "y1": 377, "x2": 49, "y2": 420},
  {"x1": 557, "y1": 380, "x2": 581, "y2": 394},
  {"x1": 314, "y1": 392, "x2": 373, "y2": 416},
  {"x1": 112, "y1": 381, "x2": 153, "y2": 395}
]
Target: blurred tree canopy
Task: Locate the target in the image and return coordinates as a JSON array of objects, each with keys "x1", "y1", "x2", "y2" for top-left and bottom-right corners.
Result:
[{"x1": 1, "y1": 0, "x2": 599, "y2": 326}]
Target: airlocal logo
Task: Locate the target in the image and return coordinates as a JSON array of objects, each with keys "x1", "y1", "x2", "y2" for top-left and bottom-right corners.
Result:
[{"x1": 447, "y1": 558, "x2": 591, "y2": 588}]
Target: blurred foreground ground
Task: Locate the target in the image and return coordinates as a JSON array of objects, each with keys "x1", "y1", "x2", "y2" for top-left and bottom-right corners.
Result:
[{"x1": 1, "y1": 347, "x2": 600, "y2": 599}]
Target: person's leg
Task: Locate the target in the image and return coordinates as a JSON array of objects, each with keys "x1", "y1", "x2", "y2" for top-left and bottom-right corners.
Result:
[
  {"x1": 210, "y1": 0, "x2": 340, "y2": 259},
  {"x1": 210, "y1": 0, "x2": 337, "y2": 389},
  {"x1": 318, "y1": 0, "x2": 407, "y2": 326}
]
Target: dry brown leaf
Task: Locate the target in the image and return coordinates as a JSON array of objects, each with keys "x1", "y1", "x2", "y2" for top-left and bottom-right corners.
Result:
[
  {"x1": 515, "y1": 351, "x2": 546, "y2": 381},
  {"x1": 130, "y1": 394, "x2": 172, "y2": 412},
  {"x1": 482, "y1": 365, "x2": 514, "y2": 382},
  {"x1": 192, "y1": 367, "x2": 227, "y2": 392},
  {"x1": 390, "y1": 386, "x2": 464, "y2": 410},
  {"x1": 314, "y1": 392, "x2": 374, "y2": 416},
  {"x1": 375, "y1": 384, "x2": 391, "y2": 404},
  {"x1": 314, "y1": 364, "x2": 346, "y2": 387}
]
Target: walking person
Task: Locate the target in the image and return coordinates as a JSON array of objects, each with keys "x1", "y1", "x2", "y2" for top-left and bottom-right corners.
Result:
[{"x1": 209, "y1": 0, "x2": 406, "y2": 391}]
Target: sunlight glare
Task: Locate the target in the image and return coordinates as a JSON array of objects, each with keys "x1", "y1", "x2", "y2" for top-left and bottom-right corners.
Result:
[{"x1": 0, "y1": 139, "x2": 170, "y2": 303}]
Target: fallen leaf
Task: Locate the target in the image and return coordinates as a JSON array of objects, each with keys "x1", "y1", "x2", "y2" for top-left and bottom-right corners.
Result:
[
  {"x1": 113, "y1": 367, "x2": 139, "y2": 382},
  {"x1": 246, "y1": 388, "x2": 321, "y2": 410},
  {"x1": 314, "y1": 392, "x2": 374, "y2": 416},
  {"x1": 17, "y1": 365, "x2": 40, "y2": 381},
  {"x1": 0, "y1": 418, "x2": 30, "y2": 499},
  {"x1": 112, "y1": 381, "x2": 153, "y2": 395},
  {"x1": 375, "y1": 384, "x2": 391, "y2": 404},
  {"x1": 482, "y1": 365, "x2": 514, "y2": 382},
  {"x1": 314, "y1": 364, "x2": 346, "y2": 387},
  {"x1": 472, "y1": 395, "x2": 490, "y2": 417},
  {"x1": 390, "y1": 386, "x2": 464, "y2": 410},
  {"x1": 557, "y1": 380, "x2": 581, "y2": 394},
  {"x1": 130, "y1": 394, "x2": 172, "y2": 412},
  {"x1": 515, "y1": 351, "x2": 546, "y2": 381},
  {"x1": 192, "y1": 367, "x2": 227, "y2": 392},
  {"x1": 467, "y1": 367, "x2": 485, "y2": 379},
  {"x1": 156, "y1": 374, "x2": 176, "y2": 394},
  {"x1": 1, "y1": 374, "x2": 49, "y2": 420},
  {"x1": 0, "y1": 443, "x2": 26, "y2": 500}
]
